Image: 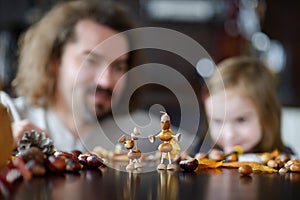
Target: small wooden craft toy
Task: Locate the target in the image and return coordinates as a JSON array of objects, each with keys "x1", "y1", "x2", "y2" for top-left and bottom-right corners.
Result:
[
  {"x1": 118, "y1": 127, "x2": 142, "y2": 171},
  {"x1": 149, "y1": 111, "x2": 181, "y2": 170}
]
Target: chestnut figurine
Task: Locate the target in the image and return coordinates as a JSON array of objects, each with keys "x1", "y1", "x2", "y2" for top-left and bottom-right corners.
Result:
[
  {"x1": 119, "y1": 127, "x2": 142, "y2": 171},
  {"x1": 148, "y1": 111, "x2": 181, "y2": 170}
]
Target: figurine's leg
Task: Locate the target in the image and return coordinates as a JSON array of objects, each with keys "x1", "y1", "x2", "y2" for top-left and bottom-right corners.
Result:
[
  {"x1": 157, "y1": 153, "x2": 166, "y2": 170},
  {"x1": 167, "y1": 152, "x2": 176, "y2": 170},
  {"x1": 161, "y1": 153, "x2": 165, "y2": 164},
  {"x1": 168, "y1": 152, "x2": 172, "y2": 164},
  {"x1": 134, "y1": 159, "x2": 142, "y2": 169},
  {"x1": 126, "y1": 159, "x2": 135, "y2": 171}
]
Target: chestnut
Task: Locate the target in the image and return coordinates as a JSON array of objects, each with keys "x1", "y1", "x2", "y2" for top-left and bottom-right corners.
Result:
[
  {"x1": 54, "y1": 151, "x2": 77, "y2": 161},
  {"x1": 238, "y1": 165, "x2": 253, "y2": 176},
  {"x1": 225, "y1": 152, "x2": 238, "y2": 162},
  {"x1": 78, "y1": 154, "x2": 89, "y2": 166},
  {"x1": 71, "y1": 150, "x2": 82, "y2": 158},
  {"x1": 26, "y1": 160, "x2": 46, "y2": 176},
  {"x1": 65, "y1": 158, "x2": 82, "y2": 172},
  {"x1": 279, "y1": 168, "x2": 288, "y2": 175},
  {"x1": 86, "y1": 154, "x2": 104, "y2": 168},
  {"x1": 179, "y1": 158, "x2": 199, "y2": 172},
  {"x1": 47, "y1": 155, "x2": 66, "y2": 173},
  {"x1": 290, "y1": 163, "x2": 300, "y2": 172},
  {"x1": 267, "y1": 160, "x2": 277, "y2": 169}
]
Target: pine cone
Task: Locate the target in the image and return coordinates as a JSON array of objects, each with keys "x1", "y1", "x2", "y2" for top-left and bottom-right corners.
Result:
[{"x1": 18, "y1": 130, "x2": 55, "y2": 155}]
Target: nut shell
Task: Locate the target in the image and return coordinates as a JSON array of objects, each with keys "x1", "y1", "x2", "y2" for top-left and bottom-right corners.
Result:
[
  {"x1": 179, "y1": 158, "x2": 199, "y2": 172},
  {"x1": 238, "y1": 165, "x2": 253, "y2": 176},
  {"x1": 225, "y1": 152, "x2": 238, "y2": 162},
  {"x1": 86, "y1": 154, "x2": 104, "y2": 168},
  {"x1": 290, "y1": 163, "x2": 300, "y2": 172},
  {"x1": 47, "y1": 155, "x2": 66, "y2": 173},
  {"x1": 158, "y1": 143, "x2": 172, "y2": 153}
]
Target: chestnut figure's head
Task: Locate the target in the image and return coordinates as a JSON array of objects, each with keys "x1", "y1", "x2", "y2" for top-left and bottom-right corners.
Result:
[
  {"x1": 124, "y1": 140, "x2": 134, "y2": 149},
  {"x1": 119, "y1": 135, "x2": 134, "y2": 149},
  {"x1": 160, "y1": 111, "x2": 170, "y2": 130}
]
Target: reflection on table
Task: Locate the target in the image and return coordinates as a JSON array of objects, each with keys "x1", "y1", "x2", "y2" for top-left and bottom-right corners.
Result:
[{"x1": 3, "y1": 166, "x2": 300, "y2": 200}]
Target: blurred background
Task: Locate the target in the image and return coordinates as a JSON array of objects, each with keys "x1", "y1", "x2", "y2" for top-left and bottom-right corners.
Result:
[{"x1": 0, "y1": 0, "x2": 299, "y2": 153}]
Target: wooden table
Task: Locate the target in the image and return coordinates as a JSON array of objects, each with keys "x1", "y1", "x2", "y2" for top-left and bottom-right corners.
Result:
[{"x1": 3, "y1": 166, "x2": 300, "y2": 200}]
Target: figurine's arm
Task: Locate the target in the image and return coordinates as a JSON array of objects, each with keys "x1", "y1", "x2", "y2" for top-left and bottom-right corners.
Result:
[
  {"x1": 148, "y1": 135, "x2": 155, "y2": 143},
  {"x1": 174, "y1": 132, "x2": 181, "y2": 141},
  {"x1": 148, "y1": 131, "x2": 161, "y2": 143}
]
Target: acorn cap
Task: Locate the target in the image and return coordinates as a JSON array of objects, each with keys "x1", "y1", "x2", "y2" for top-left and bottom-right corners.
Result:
[
  {"x1": 133, "y1": 127, "x2": 141, "y2": 135},
  {"x1": 160, "y1": 111, "x2": 170, "y2": 122}
]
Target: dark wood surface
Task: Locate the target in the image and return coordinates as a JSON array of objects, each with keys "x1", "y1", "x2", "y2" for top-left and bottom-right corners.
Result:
[{"x1": 3, "y1": 166, "x2": 300, "y2": 200}]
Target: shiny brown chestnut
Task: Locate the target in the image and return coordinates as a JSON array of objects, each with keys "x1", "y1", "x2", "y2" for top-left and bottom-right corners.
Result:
[
  {"x1": 65, "y1": 158, "x2": 82, "y2": 172},
  {"x1": 54, "y1": 151, "x2": 77, "y2": 161},
  {"x1": 225, "y1": 152, "x2": 238, "y2": 162},
  {"x1": 86, "y1": 154, "x2": 105, "y2": 168},
  {"x1": 78, "y1": 154, "x2": 89, "y2": 166},
  {"x1": 179, "y1": 158, "x2": 199, "y2": 172},
  {"x1": 26, "y1": 160, "x2": 46, "y2": 176},
  {"x1": 71, "y1": 150, "x2": 82, "y2": 158},
  {"x1": 238, "y1": 165, "x2": 253, "y2": 176},
  {"x1": 47, "y1": 155, "x2": 66, "y2": 173}
]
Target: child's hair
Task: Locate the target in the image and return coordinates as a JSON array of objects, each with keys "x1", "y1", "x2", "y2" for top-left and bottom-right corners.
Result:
[{"x1": 202, "y1": 56, "x2": 291, "y2": 153}]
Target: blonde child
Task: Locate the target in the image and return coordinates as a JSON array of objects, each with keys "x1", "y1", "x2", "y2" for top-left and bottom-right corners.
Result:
[{"x1": 200, "y1": 56, "x2": 292, "y2": 155}]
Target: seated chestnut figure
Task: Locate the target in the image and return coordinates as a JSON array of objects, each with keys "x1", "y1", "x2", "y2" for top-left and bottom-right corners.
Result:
[
  {"x1": 149, "y1": 112, "x2": 181, "y2": 170},
  {"x1": 119, "y1": 127, "x2": 142, "y2": 171}
]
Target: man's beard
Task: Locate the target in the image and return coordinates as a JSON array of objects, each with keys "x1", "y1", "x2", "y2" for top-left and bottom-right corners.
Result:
[
  {"x1": 94, "y1": 86, "x2": 112, "y2": 121},
  {"x1": 95, "y1": 105, "x2": 112, "y2": 121}
]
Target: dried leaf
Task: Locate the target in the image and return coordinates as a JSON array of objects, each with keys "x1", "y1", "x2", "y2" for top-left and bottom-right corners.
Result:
[
  {"x1": 222, "y1": 161, "x2": 278, "y2": 173},
  {"x1": 197, "y1": 158, "x2": 223, "y2": 169}
]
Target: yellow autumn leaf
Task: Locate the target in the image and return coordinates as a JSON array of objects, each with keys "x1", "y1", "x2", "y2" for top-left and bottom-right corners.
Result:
[
  {"x1": 222, "y1": 161, "x2": 278, "y2": 173},
  {"x1": 197, "y1": 158, "x2": 223, "y2": 169}
]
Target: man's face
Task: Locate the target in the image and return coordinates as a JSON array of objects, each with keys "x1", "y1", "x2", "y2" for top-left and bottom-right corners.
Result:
[
  {"x1": 205, "y1": 88, "x2": 262, "y2": 153},
  {"x1": 56, "y1": 19, "x2": 129, "y2": 122}
]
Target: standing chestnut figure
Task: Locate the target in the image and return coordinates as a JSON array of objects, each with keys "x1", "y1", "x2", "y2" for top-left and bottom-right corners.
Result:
[
  {"x1": 119, "y1": 127, "x2": 142, "y2": 171},
  {"x1": 149, "y1": 111, "x2": 181, "y2": 170}
]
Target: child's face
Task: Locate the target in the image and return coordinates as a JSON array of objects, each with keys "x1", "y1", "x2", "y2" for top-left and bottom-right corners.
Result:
[{"x1": 204, "y1": 88, "x2": 262, "y2": 153}]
